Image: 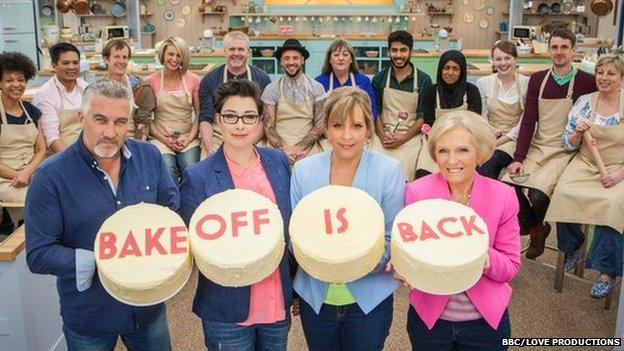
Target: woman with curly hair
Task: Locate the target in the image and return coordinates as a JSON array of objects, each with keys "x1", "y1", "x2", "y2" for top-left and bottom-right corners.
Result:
[{"x1": 0, "y1": 52, "x2": 46, "y2": 231}]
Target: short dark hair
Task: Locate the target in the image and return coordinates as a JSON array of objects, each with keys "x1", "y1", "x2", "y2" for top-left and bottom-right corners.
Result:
[
  {"x1": 49, "y1": 42, "x2": 80, "y2": 64},
  {"x1": 213, "y1": 79, "x2": 263, "y2": 116},
  {"x1": 0, "y1": 51, "x2": 37, "y2": 81},
  {"x1": 388, "y1": 30, "x2": 413, "y2": 50},
  {"x1": 548, "y1": 28, "x2": 576, "y2": 48},
  {"x1": 102, "y1": 39, "x2": 132, "y2": 59}
]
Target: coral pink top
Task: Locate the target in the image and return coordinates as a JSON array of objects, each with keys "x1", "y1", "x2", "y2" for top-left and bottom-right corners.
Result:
[{"x1": 225, "y1": 149, "x2": 286, "y2": 326}]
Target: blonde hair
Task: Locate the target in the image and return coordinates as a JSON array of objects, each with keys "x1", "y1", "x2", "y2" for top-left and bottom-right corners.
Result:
[
  {"x1": 595, "y1": 54, "x2": 624, "y2": 76},
  {"x1": 223, "y1": 31, "x2": 250, "y2": 49},
  {"x1": 323, "y1": 87, "x2": 373, "y2": 138},
  {"x1": 427, "y1": 110, "x2": 495, "y2": 163},
  {"x1": 157, "y1": 36, "x2": 190, "y2": 74}
]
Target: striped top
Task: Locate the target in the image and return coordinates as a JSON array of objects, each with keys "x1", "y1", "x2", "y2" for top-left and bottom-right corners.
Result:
[{"x1": 439, "y1": 292, "x2": 482, "y2": 322}]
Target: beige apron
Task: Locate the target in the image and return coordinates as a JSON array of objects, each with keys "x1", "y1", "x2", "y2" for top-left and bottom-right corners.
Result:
[
  {"x1": 501, "y1": 72, "x2": 576, "y2": 196},
  {"x1": 274, "y1": 76, "x2": 321, "y2": 157},
  {"x1": 378, "y1": 69, "x2": 421, "y2": 181},
  {"x1": 546, "y1": 91, "x2": 624, "y2": 232},
  {"x1": 489, "y1": 75, "x2": 524, "y2": 157},
  {"x1": 416, "y1": 91, "x2": 468, "y2": 174},
  {"x1": 150, "y1": 71, "x2": 199, "y2": 155},
  {"x1": 56, "y1": 80, "x2": 82, "y2": 147},
  {"x1": 122, "y1": 75, "x2": 139, "y2": 139},
  {"x1": 0, "y1": 99, "x2": 37, "y2": 205}
]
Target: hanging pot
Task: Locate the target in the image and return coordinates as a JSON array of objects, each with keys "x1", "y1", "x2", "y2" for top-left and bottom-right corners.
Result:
[
  {"x1": 109, "y1": 0, "x2": 127, "y2": 18},
  {"x1": 537, "y1": 2, "x2": 550, "y2": 15},
  {"x1": 72, "y1": 0, "x2": 90, "y2": 15},
  {"x1": 590, "y1": 0, "x2": 614, "y2": 16},
  {"x1": 56, "y1": 0, "x2": 71, "y2": 13}
]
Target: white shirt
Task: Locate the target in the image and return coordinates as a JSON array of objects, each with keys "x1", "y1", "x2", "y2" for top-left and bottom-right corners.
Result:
[{"x1": 476, "y1": 73, "x2": 529, "y2": 140}]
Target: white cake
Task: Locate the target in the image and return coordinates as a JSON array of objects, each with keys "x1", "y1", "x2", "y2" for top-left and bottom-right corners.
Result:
[
  {"x1": 391, "y1": 199, "x2": 489, "y2": 295},
  {"x1": 289, "y1": 185, "x2": 385, "y2": 283},
  {"x1": 94, "y1": 203, "x2": 192, "y2": 306},
  {"x1": 188, "y1": 189, "x2": 285, "y2": 287}
]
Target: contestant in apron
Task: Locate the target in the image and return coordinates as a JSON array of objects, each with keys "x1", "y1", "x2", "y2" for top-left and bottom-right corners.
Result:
[
  {"x1": 417, "y1": 50, "x2": 482, "y2": 178},
  {"x1": 198, "y1": 32, "x2": 271, "y2": 157},
  {"x1": 371, "y1": 31, "x2": 433, "y2": 181},
  {"x1": 262, "y1": 39, "x2": 327, "y2": 165},
  {"x1": 502, "y1": 29, "x2": 597, "y2": 259},
  {"x1": 146, "y1": 36, "x2": 200, "y2": 184},
  {"x1": 0, "y1": 52, "x2": 46, "y2": 231},
  {"x1": 33, "y1": 42, "x2": 87, "y2": 154},
  {"x1": 476, "y1": 41, "x2": 529, "y2": 179},
  {"x1": 315, "y1": 39, "x2": 382, "y2": 151},
  {"x1": 546, "y1": 55, "x2": 624, "y2": 299},
  {"x1": 102, "y1": 39, "x2": 156, "y2": 140}
]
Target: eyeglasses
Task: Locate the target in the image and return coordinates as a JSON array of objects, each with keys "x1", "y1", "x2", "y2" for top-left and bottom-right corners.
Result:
[{"x1": 220, "y1": 113, "x2": 260, "y2": 125}]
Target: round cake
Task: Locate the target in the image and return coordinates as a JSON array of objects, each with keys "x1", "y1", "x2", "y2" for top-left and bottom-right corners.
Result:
[
  {"x1": 188, "y1": 189, "x2": 285, "y2": 287},
  {"x1": 391, "y1": 199, "x2": 489, "y2": 295},
  {"x1": 94, "y1": 203, "x2": 192, "y2": 306},
  {"x1": 289, "y1": 185, "x2": 385, "y2": 283}
]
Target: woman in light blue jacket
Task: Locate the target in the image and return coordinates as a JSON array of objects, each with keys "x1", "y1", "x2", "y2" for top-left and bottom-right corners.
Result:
[{"x1": 290, "y1": 87, "x2": 405, "y2": 351}]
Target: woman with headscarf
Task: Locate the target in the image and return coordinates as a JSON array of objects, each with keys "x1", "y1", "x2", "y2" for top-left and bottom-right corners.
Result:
[{"x1": 416, "y1": 50, "x2": 482, "y2": 177}]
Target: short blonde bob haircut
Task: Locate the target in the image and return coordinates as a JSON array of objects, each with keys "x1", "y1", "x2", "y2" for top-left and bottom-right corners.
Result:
[
  {"x1": 157, "y1": 36, "x2": 190, "y2": 74},
  {"x1": 323, "y1": 87, "x2": 373, "y2": 139},
  {"x1": 427, "y1": 110, "x2": 496, "y2": 164},
  {"x1": 595, "y1": 54, "x2": 624, "y2": 76}
]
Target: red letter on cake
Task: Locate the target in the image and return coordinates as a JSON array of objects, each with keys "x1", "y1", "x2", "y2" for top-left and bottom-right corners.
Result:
[
  {"x1": 145, "y1": 227, "x2": 167, "y2": 255},
  {"x1": 99, "y1": 232, "x2": 117, "y2": 260},
  {"x1": 419, "y1": 221, "x2": 440, "y2": 241},
  {"x1": 231, "y1": 211, "x2": 248, "y2": 238},
  {"x1": 438, "y1": 217, "x2": 462, "y2": 238},
  {"x1": 460, "y1": 215, "x2": 486, "y2": 236},
  {"x1": 324, "y1": 209, "x2": 333, "y2": 234},
  {"x1": 170, "y1": 226, "x2": 188, "y2": 254},
  {"x1": 252, "y1": 209, "x2": 270, "y2": 235},
  {"x1": 119, "y1": 231, "x2": 142, "y2": 258},
  {"x1": 397, "y1": 222, "x2": 417, "y2": 242},
  {"x1": 336, "y1": 207, "x2": 348, "y2": 234},
  {"x1": 196, "y1": 214, "x2": 226, "y2": 240}
]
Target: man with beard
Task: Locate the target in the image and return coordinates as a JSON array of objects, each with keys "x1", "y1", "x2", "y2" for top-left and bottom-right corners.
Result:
[
  {"x1": 502, "y1": 29, "x2": 596, "y2": 259},
  {"x1": 33, "y1": 42, "x2": 88, "y2": 153},
  {"x1": 372, "y1": 30, "x2": 432, "y2": 181},
  {"x1": 25, "y1": 79, "x2": 179, "y2": 350},
  {"x1": 102, "y1": 39, "x2": 156, "y2": 140},
  {"x1": 262, "y1": 38, "x2": 327, "y2": 164},
  {"x1": 198, "y1": 32, "x2": 271, "y2": 156}
]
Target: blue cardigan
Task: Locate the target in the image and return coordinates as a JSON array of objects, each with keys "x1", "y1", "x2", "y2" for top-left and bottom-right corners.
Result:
[
  {"x1": 179, "y1": 146, "x2": 293, "y2": 323},
  {"x1": 290, "y1": 149, "x2": 404, "y2": 314}
]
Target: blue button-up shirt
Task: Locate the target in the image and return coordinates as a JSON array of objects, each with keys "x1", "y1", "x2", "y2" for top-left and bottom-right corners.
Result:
[{"x1": 25, "y1": 135, "x2": 179, "y2": 335}]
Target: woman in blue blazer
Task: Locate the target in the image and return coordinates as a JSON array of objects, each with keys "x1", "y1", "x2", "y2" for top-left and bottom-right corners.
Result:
[
  {"x1": 291, "y1": 87, "x2": 405, "y2": 351},
  {"x1": 180, "y1": 80, "x2": 293, "y2": 351}
]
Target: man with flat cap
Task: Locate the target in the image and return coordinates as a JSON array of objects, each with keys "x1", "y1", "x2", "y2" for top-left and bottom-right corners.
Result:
[{"x1": 262, "y1": 38, "x2": 327, "y2": 163}]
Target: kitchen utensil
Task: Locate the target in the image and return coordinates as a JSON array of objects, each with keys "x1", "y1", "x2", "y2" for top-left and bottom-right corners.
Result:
[
  {"x1": 523, "y1": 0, "x2": 534, "y2": 10},
  {"x1": 164, "y1": 9, "x2": 174, "y2": 20},
  {"x1": 561, "y1": 0, "x2": 574, "y2": 13},
  {"x1": 551, "y1": 2, "x2": 562, "y2": 12},
  {"x1": 182, "y1": 5, "x2": 190, "y2": 14},
  {"x1": 479, "y1": 18, "x2": 489, "y2": 29},
  {"x1": 474, "y1": 0, "x2": 485, "y2": 10},
  {"x1": 590, "y1": 0, "x2": 614, "y2": 16},
  {"x1": 56, "y1": 0, "x2": 71, "y2": 13},
  {"x1": 42, "y1": 26, "x2": 59, "y2": 45},
  {"x1": 90, "y1": 0, "x2": 103, "y2": 14},
  {"x1": 537, "y1": 2, "x2": 550, "y2": 15},
  {"x1": 365, "y1": 50, "x2": 379, "y2": 58},
  {"x1": 510, "y1": 173, "x2": 530, "y2": 183},
  {"x1": 109, "y1": 0, "x2": 126, "y2": 18},
  {"x1": 41, "y1": 5, "x2": 54, "y2": 16},
  {"x1": 485, "y1": 6, "x2": 494, "y2": 15},
  {"x1": 72, "y1": 0, "x2": 90, "y2": 14},
  {"x1": 463, "y1": 11, "x2": 474, "y2": 23}
]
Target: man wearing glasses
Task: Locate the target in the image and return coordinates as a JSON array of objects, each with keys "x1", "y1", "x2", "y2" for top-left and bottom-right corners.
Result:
[{"x1": 262, "y1": 39, "x2": 327, "y2": 164}]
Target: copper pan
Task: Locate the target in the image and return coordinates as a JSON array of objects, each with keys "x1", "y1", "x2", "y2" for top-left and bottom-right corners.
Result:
[{"x1": 590, "y1": 0, "x2": 614, "y2": 16}]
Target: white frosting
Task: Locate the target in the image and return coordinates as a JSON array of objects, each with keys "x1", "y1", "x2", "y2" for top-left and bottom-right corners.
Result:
[
  {"x1": 391, "y1": 199, "x2": 489, "y2": 295},
  {"x1": 188, "y1": 189, "x2": 285, "y2": 287},
  {"x1": 94, "y1": 203, "x2": 192, "y2": 306},
  {"x1": 289, "y1": 185, "x2": 385, "y2": 283}
]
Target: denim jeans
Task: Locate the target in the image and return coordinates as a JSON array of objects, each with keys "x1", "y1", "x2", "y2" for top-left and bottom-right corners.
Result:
[
  {"x1": 299, "y1": 295, "x2": 393, "y2": 351},
  {"x1": 201, "y1": 317, "x2": 290, "y2": 351},
  {"x1": 63, "y1": 308, "x2": 171, "y2": 351},
  {"x1": 407, "y1": 306, "x2": 511, "y2": 351},
  {"x1": 557, "y1": 222, "x2": 624, "y2": 276},
  {"x1": 162, "y1": 145, "x2": 200, "y2": 184}
]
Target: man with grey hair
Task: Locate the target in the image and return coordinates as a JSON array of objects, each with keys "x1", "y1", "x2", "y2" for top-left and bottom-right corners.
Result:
[
  {"x1": 198, "y1": 31, "x2": 271, "y2": 156},
  {"x1": 25, "y1": 79, "x2": 179, "y2": 350}
]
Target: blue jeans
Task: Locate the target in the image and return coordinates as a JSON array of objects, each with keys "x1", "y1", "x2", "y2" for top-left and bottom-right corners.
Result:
[
  {"x1": 162, "y1": 146, "x2": 200, "y2": 184},
  {"x1": 407, "y1": 306, "x2": 511, "y2": 351},
  {"x1": 201, "y1": 317, "x2": 291, "y2": 351},
  {"x1": 63, "y1": 308, "x2": 171, "y2": 351},
  {"x1": 299, "y1": 295, "x2": 393, "y2": 351},
  {"x1": 557, "y1": 222, "x2": 624, "y2": 276}
]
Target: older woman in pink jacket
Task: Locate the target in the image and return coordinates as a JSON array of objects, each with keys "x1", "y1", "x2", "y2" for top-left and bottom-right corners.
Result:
[{"x1": 396, "y1": 110, "x2": 521, "y2": 350}]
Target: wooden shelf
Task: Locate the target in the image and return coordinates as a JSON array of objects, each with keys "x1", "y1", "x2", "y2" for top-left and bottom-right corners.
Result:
[
  {"x1": 201, "y1": 11, "x2": 227, "y2": 15},
  {"x1": 428, "y1": 11, "x2": 452, "y2": 15},
  {"x1": 76, "y1": 13, "x2": 117, "y2": 18},
  {"x1": 502, "y1": 12, "x2": 584, "y2": 16},
  {"x1": 140, "y1": 13, "x2": 154, "y2": 17}
]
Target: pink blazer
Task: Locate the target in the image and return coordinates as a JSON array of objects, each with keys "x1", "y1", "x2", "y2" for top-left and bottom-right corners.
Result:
[{"x1": 405, "y1": 172, "x2": 521, "y2": 330}]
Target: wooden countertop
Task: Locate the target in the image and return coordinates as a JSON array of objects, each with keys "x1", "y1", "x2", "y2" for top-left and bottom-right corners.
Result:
[{"x1": 0, "y1": 225, "x2": 25, "y2": 261}]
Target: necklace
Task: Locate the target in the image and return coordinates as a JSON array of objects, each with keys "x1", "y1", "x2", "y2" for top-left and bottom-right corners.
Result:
[{"x1": 451, "y1": 192, "x2": 471, "y2": 206}]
